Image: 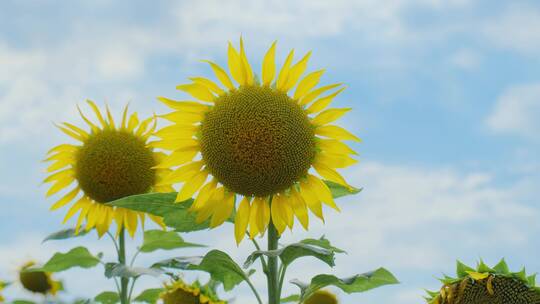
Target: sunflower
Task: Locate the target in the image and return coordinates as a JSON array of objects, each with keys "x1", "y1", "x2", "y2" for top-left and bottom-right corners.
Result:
[
  {"x1": 43, "y1": 101, "x2": 173, "y2": 237},
  {"x1": 305, "y1": 290, "x2": 339, "y2": 304},
  {"x1": 156, "y1": 38, "x2": 359, "y2": 243},
  {"x1": 425, "y1": 259, "x2": 540, "y2": 304},
  {"x1": 160, "y1": 279, "x2": 226, "y2": 304},
  {"x1": 19, "y1": 262, "x2": 61, "y2": 296},
  {"x1": 0, "y1": 281, "x2": 7, "y2": 302}
]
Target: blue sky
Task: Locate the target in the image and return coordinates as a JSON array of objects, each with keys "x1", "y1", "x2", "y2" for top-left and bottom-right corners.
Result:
[{"x1": 1, "y1": 0, "x2": 540, "y2": 303}]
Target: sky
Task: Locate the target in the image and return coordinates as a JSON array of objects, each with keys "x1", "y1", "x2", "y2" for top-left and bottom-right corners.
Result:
[{"x1": 1, "y1": 0, "x2": 540, "y2": 303}]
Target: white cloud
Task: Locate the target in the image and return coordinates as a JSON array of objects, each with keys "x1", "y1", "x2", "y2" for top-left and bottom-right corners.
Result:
[
  {"x1": 486, "y1": 83, "x2": 540, "y2": 139},
  {"x1": 450, "y1": 48, "x2": 481, "y2": 70},
  {"x1": 481, "y1": 4, "x2": 540, "y2": 54}
]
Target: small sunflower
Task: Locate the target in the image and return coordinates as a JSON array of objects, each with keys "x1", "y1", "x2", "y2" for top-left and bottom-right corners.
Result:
[
  {"x1": 156, "y1": 38, "x2": 359, "y2": 243},
  {"x1": 160, "y1": 279, "x2": 226, "y2": 304},
  {"x1": 0, "y1": 281, "x2": 7, "y2": 302},
  {"x1": 305, "y1": 290, "x2": 339, "y2": 304},
  {"x1": 43, "y1": 101, "x2": 173, "y2": 237},
  {"x1": 425, "y1": 259, "x2": 540, "y2": 304},
  {"x1": 19, "y1": 262, "x2": 61, "y2": 296}
]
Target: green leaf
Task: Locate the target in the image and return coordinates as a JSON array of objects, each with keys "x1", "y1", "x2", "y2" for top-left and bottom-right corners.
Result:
[
  {"x1": 140, "y1": 230, "x2": 205, "y2": 253},
  {"x1": 244, "y1": 236, "x2": 345, "y2": 269},
  {"x1": 152, "y1": 250, "x2": 253, "y2": 291},
  {"x1": 133, "y1": 288, "x2": 164, "y2": 304},
  {"x1": 94, "y1": 291, "x2": 119, "y2": 304},
  {"x1": 42, "y1": 227, "x2": 88, "y2": 243},
  {"x1": 324, "y1": 180, "x2": 362, "y2": 198},
  {"x1": 281, "y1": 294, "x2": 301, "y2": 303},
  {"x1": 104, "y1": 263, "x2": 162, "y2": 279},
  {"x1": 12, "y1": 301, "x2": 36, "y2": 304},
  {"x1": 108, "y1": 193, "x2": 211, "y2": 232},
  {"x1": 292, "y1": 268, "x2": 398, "y2": 301},
  {"x1": 40, "y1": 247, "x2": 100, "y2": 272}
]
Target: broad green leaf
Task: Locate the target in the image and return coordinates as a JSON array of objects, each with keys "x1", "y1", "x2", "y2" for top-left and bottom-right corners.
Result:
[
  {"x1": 292, "y1": 268, "x2": 398, "y2": 300},
  {"x1": 281, "y1": 294, "x2": 301, "y2": 303},
  {"x1": 140, "y1": 230, "x2": 205, "y2": 253},
  {"x1": 94, "y1": 291, "x2": 119, "y2": 304},
  {"x1": 133, "y1": 288, "x2": 164, "y2": 304},
  {"x1": 40, "y1": 247, "x2": 100, "y2": 272},
  {"x1": 12, "y1": 301, "x2": 36, "y2": 304},
  {"x1": 104, "y1": 263, "x2": 162, "y2": 279},
  {"x1": 42, "y1": 227, "x2": 88, "y2": 243},
  {"x1": 324, "y1": 180, "x2": 361, "y2": 198},
  {"x1": 152, "y1": 250, "x2": 253, "y2": 291},
  {"x1": 244, "y1": 236, "x2": 345, "y2": 269},
  {"x1": 108, "y1": 193, "x2": 210, "y2": 232}
]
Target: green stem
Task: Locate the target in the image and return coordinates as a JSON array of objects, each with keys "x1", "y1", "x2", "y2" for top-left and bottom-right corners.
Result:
[
  {"x1": 277, "y1": 263, "x2": 287, "y2": 301},
  {"x1": 250, "y1": 237, "x2": 268, "y2": 273},
  {"x1": 118, "y1": 228, "x2": 129, "y2": 304},
  {"x1": 267, "y1": 219, "x2": 280, "y2": 304}
]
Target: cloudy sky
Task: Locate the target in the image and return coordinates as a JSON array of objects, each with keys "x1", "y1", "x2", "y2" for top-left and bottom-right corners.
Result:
[{"x1": 1, "y1": 0, "x2": 540, "y2": 303}]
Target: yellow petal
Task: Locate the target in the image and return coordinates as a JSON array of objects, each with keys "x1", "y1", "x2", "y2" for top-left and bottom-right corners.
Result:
[
  {"x1": 176, "y1": 169, "x2": 209, "y2": 202},
  {"x1": 299, "y1": 83, "x2": 342, "y2": 106},
  {"x1": 136, "y1": 116, "x2": 154, "y2": 136},
  {"x1": 46, "y1": 175, "x2": 75, "y2": 197},
  {"x1": 210, "y1": 191, "x2": 235, "y2": 228},
  {"x1": 262, "y1": 41, "x2": 277, "y2": 86},
  {"x1": 315, "y1": 125, "x2": 361, "y2": 142},
  {"x1": 270, "y1": 195, "x2": 287, "y2": 235},
  {"x1": 157, "y1": 97, "x2": 209, "y2": 112},
  {"x1": 312, "y1": 108, "x2": 351, "y2": 125},
  {"x1": 149, "y1": 214, "x2": 166, "y2": 229},
  {"x1": 227, "y1": 41, "x2": 246, "y2": 85},
  {"x1": 176, "y1": 83, "x2": 215, "y2": 102},
  {"x1": 202, "y1": 60, "x2": 235, "y2": 90},
  {"x1": 283, "y1": 51, "x2": 312, "y2": 92},
  {"x1": 153, "y1": 124, "x2": 198, "y2": 140},
  {"x1": 75, "y1": 201, "x2": 91, "y2": 233},
  {"x1": 257, "y1": 197, "x2": 270, "y2": 234},
  {"x1": 299, "y1": 182, "x2": 324, "y2": 221},
  {"x1": 46, "y1": 158, "x2": 73, "y2": 172},
  {"x1": 120, "y1": 104, "x2": 129, "y2": 129},
  {"x1": 239, "y1": 37, "x2": 254, "y2": 85},
  {"x1": 159, "y1": 161, "x2": 203, "y2": 185},
  {"x1": 190, "y1": 179, "x2": 218, "y2": 211},
  {"x1": 62, "y1": 198, "x2": 86, "y2": 223},
  {"x1": 77, "y1": 105, "x2": 99, "y2": 132},
  {"x1": 276, "y1": 49, "x2": 295, "y2": 91},
  {"x1": 316, "y1": 152, "x2": 358, "y2": 168},
  {"x1": 125, "y1": 211, "x2": 138, "y2": 237},
  {"x1": 127, "y1": 112, "x2": 139, "y2": 132},
  {"x1": 313, "y1": 162, "x2": 349, "y2": 188},
  {"x1": 306, "y1": 175, "x2": 339, "y2": 210},
  {"x1": 46, "y1": 144, "x2": 78, "y2": 156},
  {"x1": 86, "y1": 99, "x2": 108, "y2": 128},
  {"x1": 290, "y1": 189, "x2": 309, "y2": 230},
  {"x1": 294, "y1": 69, "x2": 325, "y2": 100},
  {"x1": 249, "y1": 197, "x2": 261, "y2": 238},
  {"x1": 149, "y1": 138, "x2": 198, "y2": 150},
  {"x1": 195, "y1": 187, "x2": 223, "y2": 223},
  {"x1": 55, "y1": 124, "x2": 85, "y2": 142},
  {"x1": 105, "y1": 105, "x2": 115, "y2": 129},
  {"x1": 466, "y1": 271, "x2": 490, "y2": 280},
  {"x1": 43, "y1": 168, "x2": 73, "y2": 184},
  {"x1": 189, "y1": 77, "x2": 225, "y2": 96},
  {"x1": 50, "y1": 187, "x2": 80, "y2": 211},
  {"x1": 306, "y1": 87, "x2": 346, "y2": 114},
  {"x1": 235, "y1": 197, "x2": 251, "y2": 244},
  {"x1": 155, "y1": 147, "x2": 198, "y2": 168},
  {"x1": 318, "y1": 139, "x2": 358, "y2": 155},
  {"x1": 61, "y1": 122, "x2": 89, "y2": 139},
  {"x1": 159, "y1": 111, "x2": 204, "y2": 124}
]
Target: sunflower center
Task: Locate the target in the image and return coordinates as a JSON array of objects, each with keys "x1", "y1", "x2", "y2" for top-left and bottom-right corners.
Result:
[
  {"x1": 452, "y1": 276, "x2": 540, "y2": 303},
  {"x1": 200, "y1": 85, "x2": 316, "y2": 197},
  {"x1": 19, "y1": 271, "x2": 52, "y2": 294},
  {"x1": 75, "y1": 129, "x2": 156, "y2": 203},
  {"x1": 305, "y1": 291, "x2": 338, "y2": 304},
  {"x1": 162, "y1": 288, "x2": 202, "y2": 304}
]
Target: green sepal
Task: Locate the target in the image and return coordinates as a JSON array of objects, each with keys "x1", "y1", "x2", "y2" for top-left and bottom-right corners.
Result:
[
  {"x1": 324, "y1": 180, "x2": 362, "y2": 198},
  {"x1": 456, "y1": 260, "x2": 475, "y2": 278},
  {"x1": 493, "y1": 258, "x2": 510, "y2": 274}
]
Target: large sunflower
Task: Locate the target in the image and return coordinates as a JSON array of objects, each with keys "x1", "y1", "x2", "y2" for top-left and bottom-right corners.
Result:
[
  {"x1": 160, "y1": 279, "x2": 226, "y2": 304},
  {"x1": 426, "y1": 259, "x2": 540, "y2": 304},
  {"x1": 19, "y1": 262, "x2": 61, "y2": 296},
  {"x1": 156, "y1": 38, "x2": 359, "y2": 243},
  {"x1": 44, "y1": 101, "x2": 173, "y2": 237}
]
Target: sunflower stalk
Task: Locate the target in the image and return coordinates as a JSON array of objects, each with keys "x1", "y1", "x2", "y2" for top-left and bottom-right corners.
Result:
[
  {"x1": 118, "y1": 228, "x2": 129, "y2": 304},
  {"x1": 267, "y1": 217, "x2": 281, "y2": 304}
]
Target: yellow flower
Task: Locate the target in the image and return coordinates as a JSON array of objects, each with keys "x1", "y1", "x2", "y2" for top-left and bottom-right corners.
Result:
[
  {"x1": 44, "y1": 101, "x2": 174, "y2": 237},
  {"x1": 156, "y1": 38, "x2": 359, "y2": 243},
  {"x1": 160, "y1": 280, "x2": 226, "y2": 304},
  {"x1": 19, "y1": 262, "x2": 61, "y2": 296},
  {"x1": 0, "y1": 281, "x2": 6, "y2": 303},
  {"x1": 305, "y1": 290, "x2": 339, "y2": 304}
]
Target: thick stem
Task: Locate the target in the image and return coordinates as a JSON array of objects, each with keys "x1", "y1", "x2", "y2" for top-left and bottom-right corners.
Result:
[
  {"x1": 118, "y1": 229, "x2": 129, "y2": 304},
  {"x1": 267, "y1": 220, "x2": 280, "y2": 304}
]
